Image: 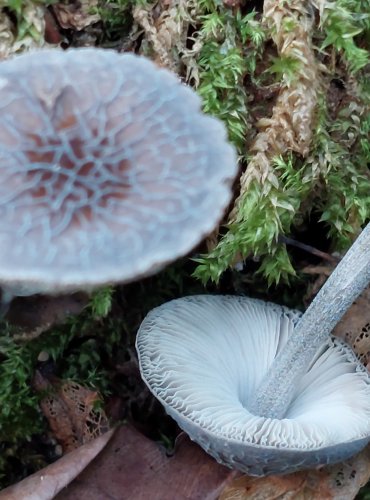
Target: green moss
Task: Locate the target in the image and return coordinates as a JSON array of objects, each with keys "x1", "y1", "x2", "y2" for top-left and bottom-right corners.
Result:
[
  {"x1": 0, "y1": 331, "x2": 43, "y2": 443},
  {"x1": 0, "y1": 287, "x2": 118, "y2": 486},
  {"x1": 265, "y1": 55, "x2": 303, "y2": 85},
  {"x1": 311, "y1": 93, "x2": 370, "y2": 248},
  {"x1": 194, "y1": 0, "x2": 370, "y2": 286},
  {"x1": 2, "y1": 0, "x2": 52, "y2": 44},
  {"x1": 195, "y1": 7, "x2": 265, "y2": 150},
  {"x1": 319, "y1": 0, "x2": 369, "y2": 73},
  {"x1": 193, "y1": 154, "x2": 312, "y2": 285},
  {"x1": 96, "y1": 0, "x2": 154, "y2": 43},
  {"x1": 0, "y1": 260, "x2": 208, "y2": 486},
  {"x1": 89, "y1": 286, "x2": 114, "y2": 319}
]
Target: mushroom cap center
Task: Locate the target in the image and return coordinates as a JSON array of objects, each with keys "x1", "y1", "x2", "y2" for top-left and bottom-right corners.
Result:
[{"x1": 0, "y1": 49, "x2": 237, "y2": 290}]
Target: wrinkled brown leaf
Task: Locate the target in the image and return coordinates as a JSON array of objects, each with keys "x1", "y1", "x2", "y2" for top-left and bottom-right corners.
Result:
[
  {"x1": 0, "y1": 430, "x2": 114, "y2": 500},
  {"x1": 56, "y1": 425, "x2": 237, "y2": 499},
  {"x1": 33, "y1": 372, "x2": 109, "y2": 452},
  {"x1": 220, "y1": 472, "x2": 306, "y2": 499},
  {"x1": 220, "y1": 447, "x2": 370, "y2": 500}
]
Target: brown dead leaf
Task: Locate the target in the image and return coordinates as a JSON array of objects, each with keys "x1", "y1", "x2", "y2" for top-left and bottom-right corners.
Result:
[
  {"x1": 333, "y1": 286, "x2": 370, "y2": 365},
  {"x1": 44, "y1": 8, "x2": 64, "y2": 44},
  {"x1": 33, "y1": 372, "x2": 109, "y2": 452},
  {"x1": 55, "y1": 424, "x2": 237, "y2": 499},
  {"x1": 220, "y1": 446, "x2": 370, "y2": 500},
  {"x1": 0, "y1": 430, "x2": 114, "y2": 500},
  {"x1": 52, "y1": 0, "x2": 100, "y2": 31},
  {"x1": 219, "y1": 472, "x2": 306, "y2": 499},
  {"x1": 6, "y1": 292, "x2": 88, "y2": 340}
]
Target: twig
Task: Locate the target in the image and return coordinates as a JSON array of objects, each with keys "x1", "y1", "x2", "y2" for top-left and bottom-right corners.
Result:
[{"x1": 279, "y1": 235, "x2": 340, "y2": 264}]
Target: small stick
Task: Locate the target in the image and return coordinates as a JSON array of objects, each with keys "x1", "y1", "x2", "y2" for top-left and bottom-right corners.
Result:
[{"x1": 279, "y1": 235, "x2": 339, "y2": 264}]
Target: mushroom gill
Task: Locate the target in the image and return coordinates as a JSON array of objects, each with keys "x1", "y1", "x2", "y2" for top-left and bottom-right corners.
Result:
[{"x1": 136, "y1": 295, "x2": 370, "y2": 476}]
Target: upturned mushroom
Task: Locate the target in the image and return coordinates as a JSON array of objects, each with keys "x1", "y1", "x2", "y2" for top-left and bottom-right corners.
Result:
[
  {"x1": 136, "y1": 224, "x2": 370, "y2": 476},
  {"x1": 0, "y1": 48, "x2": 237, "y2": 307}
]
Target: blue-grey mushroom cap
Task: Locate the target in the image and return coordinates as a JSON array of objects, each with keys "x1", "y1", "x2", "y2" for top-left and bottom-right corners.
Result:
[
  {"x1": 136, "y1": 295, "x2": 370, "y2": 476},
  {"x1": 0, "y1": 48, "x2": 237, "y2": 296}
]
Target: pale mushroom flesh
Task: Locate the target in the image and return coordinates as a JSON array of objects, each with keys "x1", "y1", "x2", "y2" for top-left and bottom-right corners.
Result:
[
  {"x1": 136, "y1": 295, "x2": 370, "y2": 476},
  {"x1": 0, "y1": 49, "x2": 236, "y2": 297}
]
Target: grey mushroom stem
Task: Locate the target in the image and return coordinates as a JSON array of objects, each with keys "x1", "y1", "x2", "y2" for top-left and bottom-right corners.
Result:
[
  {"x1": 0, "y1": 289, "x2": 13, "y2": 319},
  {"x1": 249, "y1": 222, "x2": 370, "y2": 420}
]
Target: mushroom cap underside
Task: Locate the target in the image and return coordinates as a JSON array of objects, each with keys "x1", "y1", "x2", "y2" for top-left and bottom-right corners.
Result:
[
  {"x1": 0, "y1": 48, "x2": 236, "y2": 294},
  {"x1": 136, "y1": 295, "x2": 370, "y2": 476}
]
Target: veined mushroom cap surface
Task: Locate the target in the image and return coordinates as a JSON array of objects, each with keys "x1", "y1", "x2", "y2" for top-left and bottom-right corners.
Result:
[
  {"x1": 0, "y1": 48, "x2": 237, "y2": 294},
  {"x1": 136, "y1": 295, "x2": 370, "y2": 476}
]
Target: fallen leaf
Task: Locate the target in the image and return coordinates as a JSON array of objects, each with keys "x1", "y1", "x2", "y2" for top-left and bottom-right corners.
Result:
[
  {"x1": 333, "y1": 286, "x2": 370, "y2": 365},
  {"x1": 33, "y1": 372, "x2": 109, "y2": 452},
  {"x1": 0, "y1": 430, "x2": 114, "y2": 500},
  {"x1": 44, "y1": 9, "x2": 64, "y2": 44},
  {"x1": 55, "y1": 425, "x2": 237, "y2": 499},
  {"x1": 6, "y1": 292, "x2": 89, "y2": 340},
  {"x1": 220, "y1": 447, "x2": 370, "y2": 500},
  {"x1": 219, "y1": 472, "x2": 306, "y2": 499}
]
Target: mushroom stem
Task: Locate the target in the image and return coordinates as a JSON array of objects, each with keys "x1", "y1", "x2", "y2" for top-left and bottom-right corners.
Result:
[
  {"x1": 0, "y1": 289, "x2": 13, "y2": 319},
  {"x1": 249, "y1": 223, "x2": 370, "y2": 419}
]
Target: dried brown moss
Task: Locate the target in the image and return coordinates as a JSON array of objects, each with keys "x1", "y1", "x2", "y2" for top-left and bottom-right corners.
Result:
[{"x1": 231, "y1": 0, "x2": 322, "y2": 219}]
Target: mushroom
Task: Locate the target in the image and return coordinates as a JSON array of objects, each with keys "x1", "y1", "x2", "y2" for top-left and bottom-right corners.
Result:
[
  {"x1": 136, "y1": 224, "x2": 370, "y2": 476},
  {"x1": 250, "y1": 222, "x2": 370, "y2": 419},
  {"x1": 0, "y1": 48, "x2": 237, "y2": 306}
]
